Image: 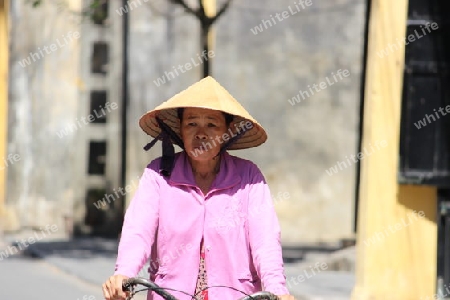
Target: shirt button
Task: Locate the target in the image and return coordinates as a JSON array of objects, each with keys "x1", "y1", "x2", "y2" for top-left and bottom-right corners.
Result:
[{"x1": 206, "y1": 246, "x2": 211, "y2": 251}]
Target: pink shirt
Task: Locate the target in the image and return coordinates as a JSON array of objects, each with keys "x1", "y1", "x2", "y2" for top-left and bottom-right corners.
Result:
[{"x1": 114, "y1": 151, "x2": 289, "y2": 300}]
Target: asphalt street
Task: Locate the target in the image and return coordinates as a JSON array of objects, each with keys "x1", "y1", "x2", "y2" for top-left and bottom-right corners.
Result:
[
  {"x1": 0, "y1": 237, "x2": 355, "y2": 300},
  {"x1": 0, "y1": 256, "x2": 104, "y2": 300}
]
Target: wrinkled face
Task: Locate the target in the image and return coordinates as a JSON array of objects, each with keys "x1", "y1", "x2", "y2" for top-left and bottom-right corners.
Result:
[{"x1": 180, "y1": 108, "x2": 229, "y2": 161}]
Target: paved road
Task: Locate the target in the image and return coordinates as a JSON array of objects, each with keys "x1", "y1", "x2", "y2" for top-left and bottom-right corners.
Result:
[
  {"x1": 0, "y1": 256, "x2": 104, "y2": 300},
  {"x1": 0, "y1": 237, "x2": 355, "y2": 300}
]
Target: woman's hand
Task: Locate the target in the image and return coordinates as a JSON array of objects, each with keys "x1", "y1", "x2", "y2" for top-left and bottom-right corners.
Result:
[
  {"x1": 102, "y1": 274, "x2": 129, "y2": 300},
  {"x1": 277, "y1": 294, "x2": 296, "y2": 300}
]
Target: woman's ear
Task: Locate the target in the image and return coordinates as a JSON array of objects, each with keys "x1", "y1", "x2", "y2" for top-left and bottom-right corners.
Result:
[{"x1": 228, "y1": 121, "x2": 235, "y2": 133}]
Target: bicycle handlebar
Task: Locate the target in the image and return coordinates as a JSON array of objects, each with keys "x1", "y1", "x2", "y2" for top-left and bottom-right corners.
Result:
[
  {"x1": 123, "y1": 277, "x2": 177, "y2": 300},
  {"x1": 239, "y1": 291, "x2": 279, "y2": 300},
  {"x1": 122, "y1": 277, "x2": 279, "y2": 300}
]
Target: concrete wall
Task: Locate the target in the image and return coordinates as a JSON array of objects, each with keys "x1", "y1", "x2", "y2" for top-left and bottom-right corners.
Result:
[
  {"x1": 215, "y1": 0, "x2": 365, "y2": 244},
  {"x1": 126, "y1": 0, "x2": 366, "y2": 244},
  {"x1": 5, "y1": 0, "x2": 366, "y2": 244},
  {"x1": 126, "y1": 2, "x2": 201, "y2": 189},
  {"x1": 6, "y1": 0, "x2": 82, "y2": 233},
  {"x1": 0, "y1": 0, "x2": 10, "y2": 234}
]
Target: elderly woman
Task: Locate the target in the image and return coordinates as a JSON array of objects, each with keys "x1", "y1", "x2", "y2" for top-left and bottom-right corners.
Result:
[{"x1": 102, "y1": 77, "x2": 294, "y2": 300}]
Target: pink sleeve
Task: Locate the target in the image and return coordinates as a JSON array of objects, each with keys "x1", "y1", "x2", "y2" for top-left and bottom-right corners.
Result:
[
  {"x1": 114, "y1": 167, "x2": 160, "y2": 277},
  {"x1": 247, "y1": 165, "x2": 289, "y2": 296}
]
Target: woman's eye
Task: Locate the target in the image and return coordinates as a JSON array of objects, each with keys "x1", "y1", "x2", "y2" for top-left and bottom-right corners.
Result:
[
  {"x1": 188, "y1": 122, "x2": 196, "y2": 126},
  {"x1": 208, "y1": 123, "x2": 217, "y2": 127}
]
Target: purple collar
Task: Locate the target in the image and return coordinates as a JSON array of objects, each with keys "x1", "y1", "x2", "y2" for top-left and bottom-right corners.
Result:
[{"x1": 168, "y1": 151, "x2": 241, "y2": 191}]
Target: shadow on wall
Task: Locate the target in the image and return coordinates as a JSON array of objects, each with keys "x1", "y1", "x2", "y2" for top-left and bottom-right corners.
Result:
[{"x1": 76, "y1": 188, "x2": 124, "y2": 238}]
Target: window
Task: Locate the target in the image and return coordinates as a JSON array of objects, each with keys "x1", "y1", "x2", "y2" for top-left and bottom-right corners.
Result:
[
  {"x1": 91, "y1": 42, "x2": 109, "y2": 74},
  {"x1": 398, "y1": 0, "x2": 450, "y2": 186},
  {"x1": 90, "y1": 91, "x2": 108, "y2": 123},
  {"x1": 91, "y1": 0, "x2": 109, "y2": 25},
  {"x1": 88, "y1": 141, "x2": 107, "y2": 175}
]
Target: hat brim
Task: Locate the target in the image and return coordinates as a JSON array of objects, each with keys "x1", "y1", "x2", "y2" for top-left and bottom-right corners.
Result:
[
  {"x1": 139, "y1": 76, "x2": 268, "y2": 150},
  {"x1": 139, "y1": 107, "x2": 267, "y2": 150}
]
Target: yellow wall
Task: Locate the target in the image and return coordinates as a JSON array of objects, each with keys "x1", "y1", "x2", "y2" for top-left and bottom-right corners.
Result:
[
  {"x1": 0, "y1": 0, "x2": 8, "y2": 220},
  {"x1": 352, "y1": 0, "x2": 438, "y2": 299}
]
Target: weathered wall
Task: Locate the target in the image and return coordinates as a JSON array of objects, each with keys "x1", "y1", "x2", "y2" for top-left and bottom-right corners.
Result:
[
  {"x1": 6, "y1": 0, "x2": 366, "y2": 244},
  {"x1": 214, "y1": 0, "x2": 365, "y2": 244},
  {"x1": 0, "y1": 0, "x2": 10, "y2": 233},
  {"x1": 126, "y1": 0, "x2": 366, "y2": 244},
  {"x1": 126, "y1": 2, "x2": 201, "y2": 188},
  {"x1": 6, "y1": 0, "x2": 82, "y2": 232}
]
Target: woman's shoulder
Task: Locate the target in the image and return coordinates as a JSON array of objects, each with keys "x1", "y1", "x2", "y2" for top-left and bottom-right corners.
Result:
[
  {"x1": 143, "y1": 152, "x2": 184, "y2": 174},
  {"x1": 225, "y1": 152, "x2": 264, "y2": 178},
  {"x1": 145, "y1": 156, "x2": 163, "y2": 171}
]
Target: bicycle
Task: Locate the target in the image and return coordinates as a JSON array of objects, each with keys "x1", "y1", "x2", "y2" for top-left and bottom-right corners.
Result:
[{"x1": 122, "y1": 277, "x2": 280, "y2": 300}]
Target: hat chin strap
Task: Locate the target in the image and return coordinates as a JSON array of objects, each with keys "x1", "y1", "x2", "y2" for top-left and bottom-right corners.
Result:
[
  {"x1": 215, "y1": 128, "x2": 246, "y2": 158},
  {"x1": 143, "y1": 117, "x2": 185, "y2": 177}
]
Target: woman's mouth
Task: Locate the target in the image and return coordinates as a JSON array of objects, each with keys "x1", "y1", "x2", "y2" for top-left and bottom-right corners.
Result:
[{"x1": 193, "y1": 145, "x2": 207, "y2": 151}]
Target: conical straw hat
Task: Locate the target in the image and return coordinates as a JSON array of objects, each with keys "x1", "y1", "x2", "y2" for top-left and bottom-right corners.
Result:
[{"x1": 139, "y1": 76, "x2": 267, "y2": 150}]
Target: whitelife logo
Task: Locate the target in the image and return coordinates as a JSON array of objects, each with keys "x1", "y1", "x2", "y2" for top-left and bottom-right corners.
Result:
[
  {"x1": 287, "y1": 69, "x2": 350, "y2": 106},
  {"x1": 93, "y1": 176, "x2": 141, "y2": 210},
  {"x1": 325, "y1": 140, "x2": 387, "y2": 176},
  {"x1": 116, "y1": 0, "x2": 148, "y2": 16},
  {"x1": 377, "y1": 22, "x2": 439, "y2": 58},
  {"x1": 18, "y1": 31, "x2": 80, "y2": 67},
  {"x1": 56, "y1": 102, "x2": 118, "y2": 138},
  {"x1": 250, "y1": 0, "x2": 313, "y2": 35},
  {"x1": 153, "y1": 50, "x2": 215, "y2": 87},
  {"x1": 190, "y1": 121, "x2": 254, "y2": 157},
  {"x1": 146, "y1": 243, "x2": 194, "y2": 274},
  {"x1": 0, "y1": 154, "x2": 21, "y2": 170},
  {"x1": 414, "y1": 104, "x2": 450, "y2": 129},
  {"x1": 363, "y1": 211, "x2": 425, "y2": 246},
  {"x1": 0, "y1": 224, "x2": 59, "y2": 261},
  {"x1": 285, "y1": 262, "x2": 329, "y2": 288},
  {"x1": 422, "y1": 282, "x2": 450, "y2": 300},
  {"x1": 214, "y1": 192, "x2": 291, "y2": 234}
]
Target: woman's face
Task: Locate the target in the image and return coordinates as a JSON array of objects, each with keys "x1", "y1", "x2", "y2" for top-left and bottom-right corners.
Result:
[{"x1": 180, "y1": 108, "x2": 229, "y2": 161}]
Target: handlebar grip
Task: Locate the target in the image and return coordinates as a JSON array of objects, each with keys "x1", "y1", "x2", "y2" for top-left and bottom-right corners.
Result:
[
  {"x1": 122, "y1": 278, "x2": 133, "y2": 292},
  {"x1": 120, "y1": 277, "x2": 178, "y2": 300}
]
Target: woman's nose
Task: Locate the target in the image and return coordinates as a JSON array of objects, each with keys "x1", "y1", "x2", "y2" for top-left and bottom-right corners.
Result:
[
  {"x1": 195, "y1": 130, "x2": 208, "y2": 140},
  {"x1": 195, "y1": 133, "x2": 208, "y2": 140}
]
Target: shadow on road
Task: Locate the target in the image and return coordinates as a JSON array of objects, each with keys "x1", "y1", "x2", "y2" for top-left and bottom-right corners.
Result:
[
  {"x1": 22, "y1": 237, "x2": 353, "y2": 264},
  {"x1": 23, "y1": 237, "x2": 119, "y2": 259}
]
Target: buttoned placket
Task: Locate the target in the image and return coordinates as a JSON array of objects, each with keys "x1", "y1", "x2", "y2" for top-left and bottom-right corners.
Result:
[
  {"x1": 168, "y1": 156, "x2": 242, "y2": 293},
  {"x1": 201, "y1": 183, "x2": 242, "y2": 295}
]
